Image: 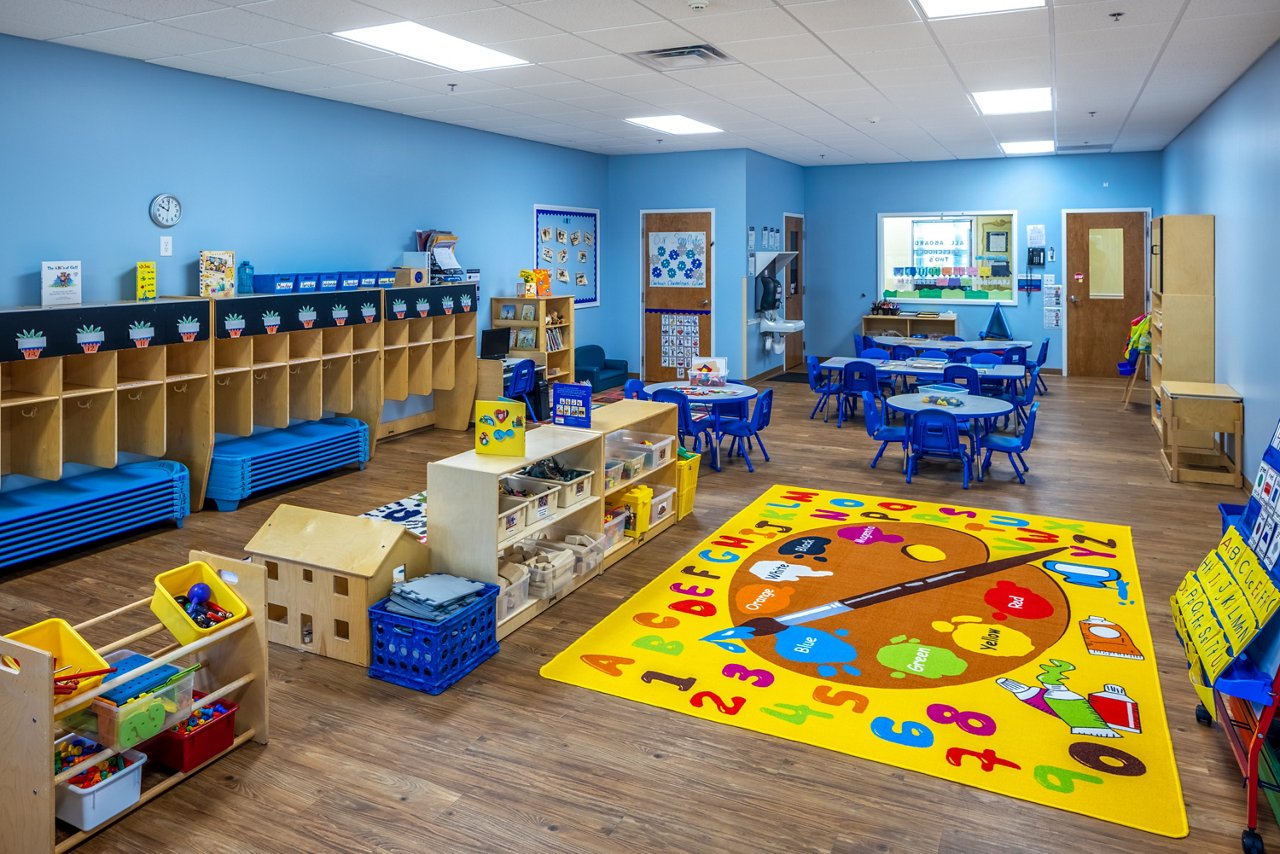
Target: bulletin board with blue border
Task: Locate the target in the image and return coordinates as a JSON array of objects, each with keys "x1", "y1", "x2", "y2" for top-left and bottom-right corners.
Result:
[
  {"x1": 542, "y1": 485, "x2": 1186, "y2": 837},
  {"x1": 534, "y1": 205, "x2": 599, "y2": 308}
]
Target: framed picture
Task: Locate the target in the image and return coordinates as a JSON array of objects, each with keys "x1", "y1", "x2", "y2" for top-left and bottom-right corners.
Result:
[
  {"x1": 499, "y1": 304, "x2": 515, "y2": 320},
  {"x1": 986, "y1": 230, "x2": 1009, "y2": 253},
  {"x1": 519, "y1": 303, "x2": 535, "y2": 322},
  {"x1": 534, "y1": 205, "x2": 599, "y2": 308}
]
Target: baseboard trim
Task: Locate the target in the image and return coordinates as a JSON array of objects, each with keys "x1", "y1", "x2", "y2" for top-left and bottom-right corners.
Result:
[{"x1": 378, "y1": 410, "x2": 437, "y2": 440}]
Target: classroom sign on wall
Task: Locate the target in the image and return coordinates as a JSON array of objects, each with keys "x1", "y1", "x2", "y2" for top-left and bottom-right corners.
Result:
[
  {"x1": 648, "y1": 232, "x2": 707, "y2": 288},
  {"x1": 543, "y1": 485, "x2": 1186, "y2": 837},
  {"x1": 534, "y1": 205, "x2": 599, "y2": 308}
]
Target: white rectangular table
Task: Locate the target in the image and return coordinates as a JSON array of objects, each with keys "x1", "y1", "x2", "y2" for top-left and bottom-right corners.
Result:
[{"x1": 821, "y1": 357, "x2": 1024, "y2": 382}]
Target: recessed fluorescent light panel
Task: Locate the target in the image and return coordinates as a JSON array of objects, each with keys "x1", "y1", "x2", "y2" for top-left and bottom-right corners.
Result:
[
  {"x1": 919, "y1": 0, "x2": 1045, "y2": 19},
  {"x1": 625, "y1": 115, "x2": 723, "y2": 135},
  {"x1": 1001, "y1": 140, "x2": 1055, "y2": 155},
  {"x1": 973, "y1": 87, "x2": 1052, "y2": 115},
  {"x1": 333, "y1": 22, "x2": 527, "y2": 72}
]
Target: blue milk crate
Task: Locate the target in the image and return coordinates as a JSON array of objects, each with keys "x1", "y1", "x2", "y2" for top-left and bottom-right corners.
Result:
[
  {"x1": 253, "y1": 274, "x2": 295, "y2": 294},
  {"x1": 339, "y1": 272, "x2": 363, "y2": 290},
  {"x1": 376, "y1": 271, "x2": 397, "y2": 289},
  {"x1": 318, "y1": 273, "x2": 340, "y2": 292},
  {"x1": 295, "y1": 273, "x2": 319, "y2": 292},
  {"x1": 368, "y1": 584, "x2": 500, "y2": 695}
]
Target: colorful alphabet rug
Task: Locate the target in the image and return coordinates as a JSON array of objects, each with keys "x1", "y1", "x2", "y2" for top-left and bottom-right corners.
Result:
[{"x1": 541, "y1": 485, "x2": 1186, "y2": 837}]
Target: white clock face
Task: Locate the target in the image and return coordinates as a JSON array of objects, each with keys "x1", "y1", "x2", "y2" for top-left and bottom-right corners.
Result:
[{"x1": 149, "y1": 193, "x2": 181, "y2": 228}]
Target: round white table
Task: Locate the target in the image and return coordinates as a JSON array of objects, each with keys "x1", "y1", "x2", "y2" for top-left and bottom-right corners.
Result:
[
  {"x1": 886, "y1": 392, "x2": 1014, "y2": 419},
  {"x1": 643, "y1": 381, "x2": 758, "y2": 472}
]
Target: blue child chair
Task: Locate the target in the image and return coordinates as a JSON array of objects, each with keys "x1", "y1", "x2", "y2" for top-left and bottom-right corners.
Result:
[
  {"x1": 942, "y1": 364, "x2": 982, "y2": 396},
  {"x1": 861, "y1": 391, "x2": 908, "y2": 469},
  {"x1": 981, "y1": 401, "x2": 1039, "y2": 483},
  {"x1": 652, "y1": 388, "x2": 715, "y2": 463},
  {"x1": 891, "y1": 344, "x2": 916, "y2": 361},
  {"x1": 941, "y1": 335, "x2": 964, "y2": 342},
  {"x1": 948, "y1": 347, "x2": 978, "y2": 363},
  {"x1": 1012, "y1": 366, "x2": 1040, "y2": 431},
  {"x1": 624, "y1": 378, "x2": 649, "y2": 400},
  {"x1": 838, "y1": 360, "x2": 879, "y2": 427},
  {"x1": 807, "y1": 356, "x2": 840, "y2": 421},
  {"x1": 862, "y1": 347, "x2": 891, "y2": 360},
  {"x1": 716, "y1": 388, "x2": 773, "y2": 473},
  {"x1": 1002, "y1": 346, "x2": 1029, "y2": 366},
  {"x1": 907, "y1": 408, "x2": 973, "y2": 489},
  {"x1": 1034, "y1": 338, "x2": 1050, "y2": 394},
  {"x1": 505, "y1": 358, "x2": 539, "y2": 423},
  {"x1": 920, "y1": 349, "x2": 949, "y2": 361},
  {"x1": 853, "y1": 333, "x2": 865, "y2": 357}
]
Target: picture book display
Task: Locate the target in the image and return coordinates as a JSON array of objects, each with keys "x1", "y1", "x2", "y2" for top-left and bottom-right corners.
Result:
[
  {"x1": 41, "y1": 260, "x2": 82, "y2": 306},
  {"x1": 198, "y1": 250, "x2": 236, "y2": 299}
]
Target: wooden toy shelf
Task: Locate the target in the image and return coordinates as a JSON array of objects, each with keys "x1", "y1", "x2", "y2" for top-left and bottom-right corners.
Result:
[
  {"x1": 490, "y1": 295, "x2": 575, "y2": 383},
  {"x1": 0, "y1": 551, "x2": 269, "y2": 853},
  {"x1": 427, "y1": 399, "x2": 679, "y2": 639},
  {"x1": 379, "y1": 284, "x2": 477, "y2": 436},
  {"x1": 861, "y1": 313, "x2": 957, "y2": 339},
  {"x1": 1149, "y1": 214, "x2": 1215, "y2": 437}
]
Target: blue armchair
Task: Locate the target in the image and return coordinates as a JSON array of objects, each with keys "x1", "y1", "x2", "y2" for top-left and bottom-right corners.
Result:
[{"x1": 574, "y1": 344, "x2": 629, "y2": 392}]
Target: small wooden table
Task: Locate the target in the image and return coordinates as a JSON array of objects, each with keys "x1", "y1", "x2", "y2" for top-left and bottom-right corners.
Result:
[{"x1": 1158, "y1": 381, "x2": 1243, "y2": 487}]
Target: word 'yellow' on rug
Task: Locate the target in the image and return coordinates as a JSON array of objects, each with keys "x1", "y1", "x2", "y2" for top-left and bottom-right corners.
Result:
[{"x1": 541, "y1": 485, "x2": 1186, "y2": 837}]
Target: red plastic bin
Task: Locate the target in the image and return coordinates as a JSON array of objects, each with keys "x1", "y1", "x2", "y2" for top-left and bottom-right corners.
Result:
[{"x1": 143, "y1": 691, "x2": 238, "y2": 773}]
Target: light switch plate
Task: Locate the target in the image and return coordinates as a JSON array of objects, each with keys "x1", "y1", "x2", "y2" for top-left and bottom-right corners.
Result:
[{"x1": 160, "y1": 236, "x2": 173, "y2": 257}]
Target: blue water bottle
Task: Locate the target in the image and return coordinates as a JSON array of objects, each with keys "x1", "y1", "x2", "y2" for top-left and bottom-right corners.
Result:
[{"x1": 237, "y1": 261, "x2": 254, "y2": 295}]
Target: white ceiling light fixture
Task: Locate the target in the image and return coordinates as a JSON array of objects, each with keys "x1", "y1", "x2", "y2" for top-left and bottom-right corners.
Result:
[
  {"x1": 1001, "y1": 140, "x2": 1055, "y2": 155},
  {"x1": 919, "y1": 0, "x2": 1045, "y2": 19},
  {"x1": 972, "y1": 87, "x2": 1052, "y2": 115},
  {"x1": 332, "y1": 22, "x2": 528, "y2": 72},
  {"x1": 625, "y1": 115, "x2": 723, "y2": 135}
]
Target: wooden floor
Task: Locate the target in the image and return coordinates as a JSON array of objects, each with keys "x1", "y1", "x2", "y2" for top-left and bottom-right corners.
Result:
[{"x1": 1, "y1": 376, "x2": 1263, "y2": 854}]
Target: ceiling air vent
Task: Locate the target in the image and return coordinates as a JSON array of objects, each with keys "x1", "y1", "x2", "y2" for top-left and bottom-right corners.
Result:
[
  {"x1": 626, "y1": 44, "x2": 736, "y2": 72},
  {"x1": 1057, "y1": 144, "x2": 1113, "y2": 154}
]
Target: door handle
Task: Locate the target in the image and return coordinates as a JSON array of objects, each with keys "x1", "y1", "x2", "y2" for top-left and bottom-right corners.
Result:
[
  {"x1": 701, "y1": 299, "x2": 709, "y2": 307},
  {"x1": 1070, "y1": 295, "x2": 1080, "y2": 304}
]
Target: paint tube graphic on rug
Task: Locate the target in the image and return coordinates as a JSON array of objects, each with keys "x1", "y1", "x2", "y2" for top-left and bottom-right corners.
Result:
[
  {"x1": 995, "y1": 678, "x2": 1058, "y2": 716},
  {"x1": 998, "y1": 659, "x2": 1119, "y2": 738}
]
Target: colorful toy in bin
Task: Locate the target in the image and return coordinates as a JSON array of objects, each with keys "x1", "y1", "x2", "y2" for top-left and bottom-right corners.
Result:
[
  {"x1": 54, "y1": 734, "x2": 147, "y2": 831},
  {"x1": 150, "y1": 561, "x2": 248, "y2": 645},
  {"x1": 4, "y1": 618, "x2": 110, "y2": 707},
  {"x1": 622, "y1": 484, "x2": 653, "y2": 538},
  {"x1": 146, "y1": 690, "x2": 239, "y2": 773}
]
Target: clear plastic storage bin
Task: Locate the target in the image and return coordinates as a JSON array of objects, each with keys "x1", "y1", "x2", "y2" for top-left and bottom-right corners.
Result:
[
  {"x1": 54, "y1": 736, "x2": 147, "y2": 831},
  {"x1": 498, "y1": 495, "x2": 527, "y2": 540},
  {"x1": 610, "y1": 431, "x2": 675, "y2": 468},
  {"x1": 649, "y1": 486, "x2": 677, "y2": 527},
  {"x1": 500, "y1": 476, "x2": 561, "y2": 521}
]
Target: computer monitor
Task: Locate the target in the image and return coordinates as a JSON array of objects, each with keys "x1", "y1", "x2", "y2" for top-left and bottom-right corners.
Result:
[{"x1": 480, "y1": 327, "x2": 511, "y2": 360}]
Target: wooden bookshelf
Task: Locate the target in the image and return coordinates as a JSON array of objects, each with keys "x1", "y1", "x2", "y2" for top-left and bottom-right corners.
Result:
[{"x1": 490, "y1": 295, "x2": 575, "y2": 384}]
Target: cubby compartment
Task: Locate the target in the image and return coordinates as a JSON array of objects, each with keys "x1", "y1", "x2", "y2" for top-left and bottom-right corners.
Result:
[
  {"x1": 62, "y1": 353, "x2": 116, "y2": 397},
  {"x1": 383, "y1": 345, "x2": 408, "y2": 401},
  {"x1": 118, "y1": 384, "x2": 166, "y2": 457},
  {"x1": 117, "y1": 346, "x2": 165, "y2": 388},
  {"x1": 383, "y1": 320, "x2": 409, "y2": 349},
  {"x1": 63, "y1": 391, "x2": 117, "y2": 468},
  {"x1": 252, "y1": 366, "x2": 289, "y2": 429},
  {"x1": 353, "y1": 322, "x2": 380, "y2": 355},
  {"x1": 2, "y1": 399, "x2": 61, "y2": 479},
  {"x1": 432, "y1": 315, "x2": 455, "y2": 342},
  {"x1": 214, "y1": 371, "x2": 252, "y2": 437},
  {"x1": 322, "y1": 326, "x2": 352, "y2": 358},
  {"x1": 288, "y1": 361, "x2": 322, "y2": 422},
  {"x1": 407, "y1": 344, "x2": 433, "y2": 396},
  {"x1": 288, "y1": 329, "x2": 322, "y2": 363},
  {"x1": 454, "y1": 312, "x2": 477, "y2": 342},
  {"x1": 252, "y1": 334, "x2": 289, "y2": 368},
  {"x1": 408, "y1": 318, "x2": 432, "y2": 345},
  {"x1": 214, "y1": 337, "x2": 252, "y2": 375},
  {"x1": 322, "y1": 355, "x2": 353, "y2": 414},
  {"x1": 432, "y1": 339, "x2": 456, "y2": 391},
  {"x1": 165, "y1": 340, "x2": 210, "y2": 382},
  {"x1": 2, "y1": 358, "x2": 62, "y2": 406}
]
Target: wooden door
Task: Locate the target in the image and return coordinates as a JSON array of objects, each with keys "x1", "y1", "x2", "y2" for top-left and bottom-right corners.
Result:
[
  {"x1": 784, "y1": 214, "x2": 805, "y2": 371},
  {"x1": 643, "y1": 211, "x2": 712, "y2": 382},
  {"x1": 1066, "y1": 211, "x2": 1147, "y2": 377}
]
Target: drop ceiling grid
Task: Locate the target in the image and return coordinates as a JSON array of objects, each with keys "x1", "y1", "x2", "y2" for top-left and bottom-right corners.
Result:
[{"x1": 0, "y1": 0, "x2": 1275, "y2": 164}]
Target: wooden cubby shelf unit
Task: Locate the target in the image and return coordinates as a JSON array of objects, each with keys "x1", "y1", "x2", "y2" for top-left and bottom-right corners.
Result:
[
  {"x1": 490, "y1": 295, "x2": 575, "y2": 384},
  {"x1": 0, "y1": 551, "x2": 269, "y2": 853},
  {"x1": 1149, "y1": 214, "x2": 1215, "y2": 437},
  {"x1": 861, "y1": 314, "x2": 958, "y2": 339},
  {"x1": 427, "y1": 399, "x2": 680, "y2": 639}
]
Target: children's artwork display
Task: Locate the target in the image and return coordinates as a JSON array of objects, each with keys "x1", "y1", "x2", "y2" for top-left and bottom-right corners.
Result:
[
  {"x1": 648, "y1": 232, "x2": 707, "y2": 288},
  {"x1": 543, "y1": 486, "x2": 1186, "y2": 838},
  {"x1": 41, "y1": 260, "x2": 82, "y2": 306},
  {"x1": 658, "y1": 311, "x2": 701, "y2": 377},
  {"x1": 534, "y1": 205, "x2": 598, "y2": 307},
  {"x1": 475, "y1": 400, "x2": 525, "y2": 456}
]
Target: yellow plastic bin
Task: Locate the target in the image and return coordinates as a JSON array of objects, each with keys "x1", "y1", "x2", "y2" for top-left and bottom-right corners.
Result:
[
  {"x1": 150, "y1": 561, "x2": 249, "y2": 646},
  {"x1": 622, "y1": 484, "x2": 653, "y2": 538},
  {"x1": 676, "y1": 451, "x2": 700, "y2": 520},
  {"x1": 4, "y1": 619, "x2": 109, "y2": 708}
]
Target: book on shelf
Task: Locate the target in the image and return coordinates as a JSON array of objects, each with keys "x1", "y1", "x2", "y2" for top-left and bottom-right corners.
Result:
[
  {"x1": 545, "y1": 327, "x2": 565, "y2": 351},
  {"x1": 41, "y1": 260, "x2": 82, "y2": 306},
  {"x1": 199, "y1": 250, "x2": 236, "y2": 299},
  {"x1": 513, "y1": 327, "x2": 536, "y2": 350},
  {"x1": 136, "y1": 261, "x2": 156, "y2": 301}
]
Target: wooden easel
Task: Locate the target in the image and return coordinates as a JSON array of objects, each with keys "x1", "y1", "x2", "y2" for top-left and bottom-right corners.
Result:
[{"x1": 1120, "y1": 352, "x2": 1148, "y2": 409}]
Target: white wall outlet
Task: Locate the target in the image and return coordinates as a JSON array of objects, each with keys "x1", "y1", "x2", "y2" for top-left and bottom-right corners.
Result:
[{"x1": 160, "y1": 235, "x2": 173, "y2": 256}]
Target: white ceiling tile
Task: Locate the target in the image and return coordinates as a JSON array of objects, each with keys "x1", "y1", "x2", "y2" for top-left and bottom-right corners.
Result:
[
  {"x1": 166, "y1": 7, "x2": 314, "y2": 42},
  {"x1": 263, "y1": 34, "x2": 387, "y2": 63},
  {"x1": 748, "y1": 55, "x2": 851, "y2": 80},
  {"x1": 325, "y1": 79, "x2": 429, "y2": 101},
  {"x1": 932, "y1": 7, "x2": 1048, "y2": 44},
  {"x1": 847, "y1": 44, "x2": 947, "y2": 73},
  {"x1": 258, "y1": 64, "x2": 381, "y2": 89},
  {"x1": 384, "y1": 92, "x2": 456, "y2": 111},
  {"x1": 470, "y1": 64, "x2": 574, "y2": 87},
  {"x1": 407, "y1": 6, "x2": 559, "y2": 42},
  {"x1": 518, "y1": 79, "x2": 614, "y2": 100},
  {"x1": 595, "y1": 71, "x2": 697, "y2": 95},
  {"x1": 363, "y1": 0, "x2": 502, "y2": 15},
  {"x1": 1053, "y1": 0, "x2": 1181, "y2": 32},
  {"x1": 543, "y1": 54, "x2": 653, "y2": 79},
  {"x1": 519, "y1": 0, "x2": 660, "y2": 31},
  {"x1": 452, "y1": 87, "x2": 537, "y2": 107},
  {"x1": 786, "y1": 0, "x2": 920, "y2": 31},
  {"x1": 823, "y1": 22, "x2": 936, "y2": 56},
  {"x1": 0, "y1": 16, "x2": 64, "y2": 39},
  {"x1": 983, "y1": 112, "x2": 1056, "y2": 136},
  {"x1": 577, "y1": 21, "x2": 701, "y2": 53},
  {"x1": 487, "y1": 33, "x2": 610, "y2": 63},
  {"x1": 0, "y1": 0, "x2": 142, "y2": 34},
  {"x1": 185, "y1": 44, "x2": 313, "y2": 72},
  {"x1": 74, "y1": 0, "x2": 224, "y2": 18},
  {"x1": 938, "y1": 34, "x2": 1049, "y2": 63},
  {"x1": 148, "y1": 53, "x2": 252, "y2": 75},
  {"x1": 244, "y1": 0, "x2": 397, "y2": 30},
  {"x1": 953, "y1": 56, "x2": 1052, "y2": 90},
  {"x1": 1055, "y1": 24, "x2": 1166, "y2": 56},
  {"x1": 638, "y1": 0, "x2": 777, "y2": 17},
  {"x1": 1185, "y1": 0, "x2": 1280, "y2": 17},
  {"x1": 676, "y1": 8, "x2": 807, "y2": 42},
  {"x1": 720, "y1": 33, "x2": 831, "y2": 63},
  {"x1": 337, "y1": 55, "x2": 454, "y2": 80},
  {"x1": 53, "y1": 32, "x2": 172, "y2": 61},
  {"x1": 666, "y1": 63, "x2": 770, "y2": 89}
]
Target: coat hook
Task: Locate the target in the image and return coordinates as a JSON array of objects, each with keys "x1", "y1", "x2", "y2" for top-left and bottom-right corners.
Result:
[
  {"x1": 172, "y1": 383, "x2": 187, "y2": 394},
  {"x1": 216, "y1": 377, "x2": 230, "y2": 386},
  {"x1": 78, "y1": 399, "x2": 93, "y2": 408},
  {"x1": 20, "y1": 407, "x2": 36, "y2": 418},
  {"x1": 128, "y1": 391, "x2": 143, "y2": 401}
]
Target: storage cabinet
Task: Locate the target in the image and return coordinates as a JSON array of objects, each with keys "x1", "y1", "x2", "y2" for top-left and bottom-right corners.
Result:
[
  {"x1": 1149, "y1": 214, "x2": 1215, "y2": 436},
  {"x1": 491, "y1": 295, "x2": 575, "y2": 384},
  {"x1": 861, "y1": 313, "x2": 958, "y2": 339}
]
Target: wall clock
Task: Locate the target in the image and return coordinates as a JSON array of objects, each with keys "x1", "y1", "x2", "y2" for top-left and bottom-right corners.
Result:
[{"x1": 149, "y1": 193, "x2": 182, "y2": 228}]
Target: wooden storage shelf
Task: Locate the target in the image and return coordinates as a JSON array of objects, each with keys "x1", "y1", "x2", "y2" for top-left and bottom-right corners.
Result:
[
  {"x1": 0, "y1": 551, "x2": 268, "y2": 853},
  {"x1": 1158, "y1": 381, "x2": 1243, "y2": 487},
  {"x1": 862, "y1": 314, "x2": 958, "y2": 339},
  {"x1": 322, "y1": 355, "x2": 354, "y2": 414},
  {"x1": 498, "y1": 497, "x2": 602, "y2": 550},
  {"x1": 1150, "y1": 215, "x2": 1214, "y2": 434},
  {"x1": 214, "y1": 371, "x2": 253, "y2": 437},
  {"x1": 252, "y1": 366, "x2": 289, "y2": 429},
  {"x1": 0, "y1": 390, "x2": 59, "y2": 407},
  {"x1": 490, "y1": 295, "x2": 575, "y2": 389}
]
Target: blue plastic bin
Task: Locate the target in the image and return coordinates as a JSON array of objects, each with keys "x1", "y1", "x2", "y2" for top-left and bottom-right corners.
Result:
[
  {"x1": 359, "y1": 271, "x2": 380, "y2": 290},
  {"x1": 318, "y1": 274, "x2": 339, "y2": 292},
  {"x1": 295, "y1": 273, "x2": 319, "y2": 292},
  {"x1": 339, "y1": 272, "x2": 363, "y2": 290},
  {"x1": 376, "y1": 271, "x2": 397, "y2": 289},
  {"x1": 368, "y1": 583, "x2": 500, "y2": 695},
  {"x1": 252, "y1": 274, "x2": 295, "y2": 294}
]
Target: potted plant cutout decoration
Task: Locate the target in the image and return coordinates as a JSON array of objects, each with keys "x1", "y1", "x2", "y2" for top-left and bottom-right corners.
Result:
[
  {"x1": 130, "y1": 320, "x2": 155, "y2": 348},
  {"x1": 76, "y1": 324, "x2": 105, "y2": 354},
  {"x1": 416, "y1": 298, "x2": 430, "y2": 318},
  {"x1": 299, "y1": 305, "x2": 317, "y2": 329},
  {"x1": 441, "y1": 295, "x2": 454, "y2": 315},
  {"x1": 262, "y1": 310, "x2": 282, "y2": 334},
  {"x1": 17, "y1": 329, "x2": 46, "y2": 360},
  {"x1": 332, "y1": 304, "x2": 349, "y2": 326},
  {"x1": 223, "y1": 313, "x2": 245, "y2": 339},
  {"x1": 177, "y1": 316, "x2": 201, "y2": 342},
  {"x1": 360, "y1": 302, "x2": 376, "y2": 324},
  {"x1": 391, "y1": 298, "x2": 407, "y2": 319},
  {"x1": 460, "y1": 293, "x2": 472, "y2": 313}
]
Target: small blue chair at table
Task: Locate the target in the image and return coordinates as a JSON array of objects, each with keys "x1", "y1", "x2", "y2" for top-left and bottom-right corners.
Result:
[
  {"x1": 910, "y1": 333, "x2": 928, "y2": 339},
  {"x1": 948, "y1": 347, "x2": 978, "y2": 363},
  {"x1": 1034, "y1": 338, "x2": 1050, "y2": 394},
  {"x1": 921, "y1": 349, "x2": 949, "y2": 361},
  {"x1": 971, "y1": 352, "x2": 1003, "y2": 395},
  {"x1": 807, "y1": 355, "x2": 840, "y2": 421},
  {"x1": 906, "y1": 408, "x2": 973, "y2": 489},
  {"x1": 1012, "y1": 366, "x2": 1041, "y2": 432},
  {"x1": 853, "y1": 334, "x2": 865, "y2": 357},
  {"x1": 716, "y1": 388, "x2": 773, "y2": 473},
  {"x1": 505, "y1": 358, "x2": 539, "y2": 423},
  {"x1": 652, "y1": 388, "x2": 716, "y2": 465},
  {"x1": 980, "y1": 401, "x2": 1039, "y2": 483},
  {"x1": 942, "y1": 364, "x2": 982, "y2": 396},
  {"x1": 861, "y1": 391, "x2": 908, "y2": 469},
  {"x1": 941, "y1": 335, "x2": 964, "y2": 342},
  {"x1": 862, "y1": 347, "x2": 891, "y2": 360},
  {"x1": 838, "y1": 360, "x2": 879, "y2": 427},
  {"x1": 624, "y1": 378, "x2": 649, "y2": 400}
]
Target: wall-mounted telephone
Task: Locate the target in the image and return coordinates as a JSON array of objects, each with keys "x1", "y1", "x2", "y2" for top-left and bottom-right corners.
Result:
[{"x1": 1027, "y1": 247, "x2": 1046, "y2": 267}]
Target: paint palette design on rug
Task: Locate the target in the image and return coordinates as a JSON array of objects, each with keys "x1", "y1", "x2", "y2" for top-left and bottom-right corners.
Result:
[{"x1": 541, "y1": 485, "x2": 1186, "y2": 838}]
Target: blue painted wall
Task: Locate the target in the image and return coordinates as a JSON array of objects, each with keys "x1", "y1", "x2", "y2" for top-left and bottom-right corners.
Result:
[
  {"x1": 1164, "y1": 41, "x2": 1280, "y2": 473},
  {"x1": 802, "y1": 153, "x2": 1164, "y2": 369},
  {"x1": 0, "y1": 35, "x2": 608, "y2": 348},
  {"x1": 605, "y1": 149, "x2": 746, "y2": 376},
  {"x1": 744, "y1": 151, "x2": 805, "y2": 379}
]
